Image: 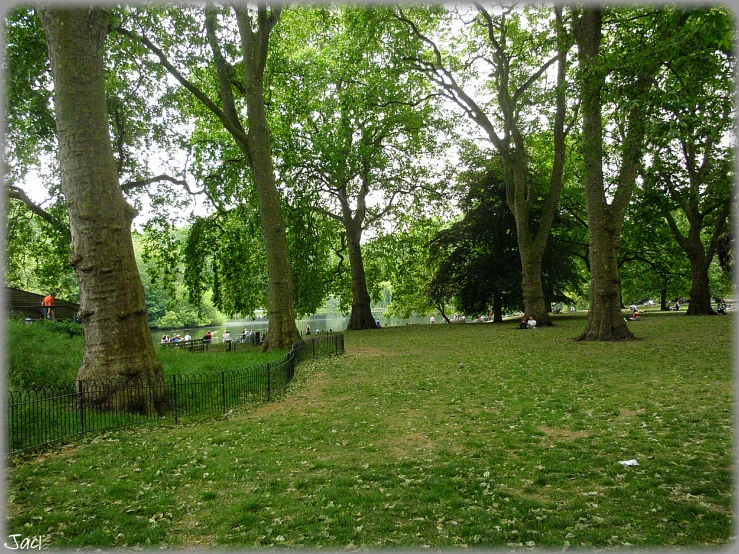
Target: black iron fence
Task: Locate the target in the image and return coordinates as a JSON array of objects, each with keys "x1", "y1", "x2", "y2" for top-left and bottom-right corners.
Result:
[{"x1": 5, "y1": 333, "x2": 344, "y2": 455}]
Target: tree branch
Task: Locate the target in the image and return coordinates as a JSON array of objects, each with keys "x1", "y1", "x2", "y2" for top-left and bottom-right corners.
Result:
[
  {"x1": 395, "y1": 7, "x2": 505, "y2": 150},
  {"x1": 204, "y1": 4, "x2": 251, "y2": 164},
  {"x1": 5, "y1": 185, "x2": 69, "y2": 237},
  {"x1": 704, "y1": 195, "x2": 733, "y2": 268},
  {"x1": 113, "y1": 23, "x2": 251, "y2": 148},
  {"x1": 120, "y1": 173, "x2": 204, "y2": 195},
  {"x1": 310, "y1": 204, "x2": 342, "y2": 222},
  {"x1": 113, "y1": 108, "x2": 126, "y2": 174}
]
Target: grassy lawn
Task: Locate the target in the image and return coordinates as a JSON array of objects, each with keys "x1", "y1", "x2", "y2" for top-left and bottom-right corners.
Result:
[
  {"x1": 5, "y1": 313, "x2": 734, "y2": 549},
  {"x1": 6, "y1": 319, "x2": 287, "y2": 389}
]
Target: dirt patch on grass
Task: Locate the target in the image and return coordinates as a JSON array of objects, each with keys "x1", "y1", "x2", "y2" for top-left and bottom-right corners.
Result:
[
  {"x1": 347, "y1": 346, "x2": 394, "y2": 358},
  {"x1": 237, "y1": 369, "x2": 332, "y2": 419},
  {"x1": 378, "y1": 431, "x2": 436, "y2": 457},
  {"x1": 8, "y1": 442, "x2": 85, "y2": 465},
  {"x1": 618, "y1": 408, "x2": 646, "y2": 417},
  {"x1": 179, "y1": 532, "x2": 217, "y2": 550},
  {"x1": 538, "y1": 426, "x2": 590, "y2": 441}
]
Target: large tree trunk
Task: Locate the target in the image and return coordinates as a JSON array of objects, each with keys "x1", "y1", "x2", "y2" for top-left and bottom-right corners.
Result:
[
  {"x1": 499, "y1": 7, "x2": 569, "y2": 328},
  {"x1": 580, "y1": 222, "x2": 633, "y2": 340},
  {"x1": 686, "y1": 258, "x2": 715, "y2": 315},
  {"x1": 234, "y1": 6, "x2": 301, "y2": 351},
  {"x1": 664, "y1": 199, "x2": 731, "y2": 317},
  {"x1": 250, "y1": 135, "x2": 302, "y2": 349},
  {"x1": 243, "y1": 103, "x2": 301, "y2": 350},
  {"x1": 520, "y1": 247, "x2": 551, "y2": 324},
  {"x1": 574, "y1": 7, "x2": 634, "y2": 341},
  {"x1": 345, "y1": 225, "x2": 377, "y2": 330},
  {"x1": 39, "y1": 6, "x2": 166, "y2": 412},
  {"x1": 492, "y1": 288, "x2": 503, "y2": 323}
]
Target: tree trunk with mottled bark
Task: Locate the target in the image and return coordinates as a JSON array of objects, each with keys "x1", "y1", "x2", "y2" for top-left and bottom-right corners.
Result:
[
  {"x1": 580, "y1": 216, "x2": 633, "y2": 340},
  {"x1": 664, "y1": 198, "x2": 731, "y2": 317},
  {"x1": 234, "y1": 6, "x2": 301, "y2": 350},
  {"x1": 573, "y1": 7, "x2": 634, "y2": 341},
  {"x1": 345, "y1": 225, "x2": 377, "y2": 330},
  {"x1": 519, "y1": 243, "x2": 550, "y2": 324},
  {"x1": 39, "y1": 6, "x2": 166, "y2": 412},
  {"x1": 242, "y1": 83, "x2": 301, "y2": 350},
  {"x1": 687, "y1": 261, "x2": 714, "y2": 315},
  {"x1": 492, "y1": 289, "x2": 503, "y2": 323}
]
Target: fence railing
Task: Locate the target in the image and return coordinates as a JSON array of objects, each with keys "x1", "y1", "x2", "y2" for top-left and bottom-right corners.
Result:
[
  {"x1": 159, "y1": 334, "x2": 263, "y2": 352},
  {"x1": 10, "y1": 304, "x2": 79, "y2": 322},
  {"x1": 5, "y1": 333, "x2": 344, "y2": 455}
]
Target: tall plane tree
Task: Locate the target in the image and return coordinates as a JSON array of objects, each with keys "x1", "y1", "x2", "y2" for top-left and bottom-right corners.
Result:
[
  {"x1": 396, "y1": 4, "x2": 572, "y2": 326},
  {"x1": 642, "y1": 8, "x2": 735, "y2": 315},
  {"x1": 4, "y1": 7, "x2": 194, "y2": 299},
  {"x1": 38, "y1": 6, "x2": 165, "y2": 410},
  {"x1": 116, "y1": 4, "x2": 300, "y2": 350},
  {"x1": 572, "y1": 7, "x2": 688, "y2": 340},
  {"x1": 273, "y1": 6, "x2": 446, "y2": 330}
]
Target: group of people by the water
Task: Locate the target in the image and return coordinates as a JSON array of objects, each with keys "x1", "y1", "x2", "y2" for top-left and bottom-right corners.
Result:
[
  {"x1": 240, "y1": 329, "x2": 259, "y2": 343},
  {"x1": 161, "y1": 329, "x2": 264, "y2": 344},
  {"x1": 305, "y1": 325, "x2": 334, "y2": 335},
  {"x1": 160, "y1": 333, "x2": 191, "y2": 344}
]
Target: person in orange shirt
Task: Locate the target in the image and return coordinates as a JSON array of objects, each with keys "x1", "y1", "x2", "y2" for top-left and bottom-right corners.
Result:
[{"x1": 41, "y1": 291, "x2": 56, "y2": 320}]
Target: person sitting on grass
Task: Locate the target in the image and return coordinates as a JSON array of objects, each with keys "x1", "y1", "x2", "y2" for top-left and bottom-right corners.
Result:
[
  {"x1": 626, "y1": 309, "x2": 642, "y2": 321},
  {"x1": 527, "y1": 316, "x2": 537, "y2": 328}
]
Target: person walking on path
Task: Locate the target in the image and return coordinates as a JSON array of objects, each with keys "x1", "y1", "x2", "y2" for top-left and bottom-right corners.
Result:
[{"x1": 41, "y1": 292, "x2": 56, "y2": 320}]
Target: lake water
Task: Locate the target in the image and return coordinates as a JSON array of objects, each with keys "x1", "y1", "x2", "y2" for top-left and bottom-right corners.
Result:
[{"x1": 151, "y1": 310, "x2": 430, "y2": 343}]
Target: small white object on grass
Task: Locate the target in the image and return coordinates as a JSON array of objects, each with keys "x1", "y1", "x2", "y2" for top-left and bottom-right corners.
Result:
[{"x1": 618, "y1": 459, "x2": 639, "y2": 467}]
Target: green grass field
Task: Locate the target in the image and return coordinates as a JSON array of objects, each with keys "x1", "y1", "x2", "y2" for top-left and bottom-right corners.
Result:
[
  {"x1": 5, "y1": 312, "x2": 734, "y2": 549},
  {"x1": 6, "y1": 319, "x2": 288, "y2": 389}
]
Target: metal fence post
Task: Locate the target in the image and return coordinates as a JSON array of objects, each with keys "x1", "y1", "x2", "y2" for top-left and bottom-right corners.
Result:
[
  {"x1": 312, "y1": 339, "x2": 315, "y2": 358},
  {"x1": 172, "y1": 374, "x2": 179, "y2": 424},
  {"x1": 266, "y1": 362, "x2": 271, "y2": 401},
  {"x1": 221, "y1": 371, "x2": 226, "y2": 413},
  {"x1": 77, "y1": 380, "x2": 86, "y2": 433}
]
